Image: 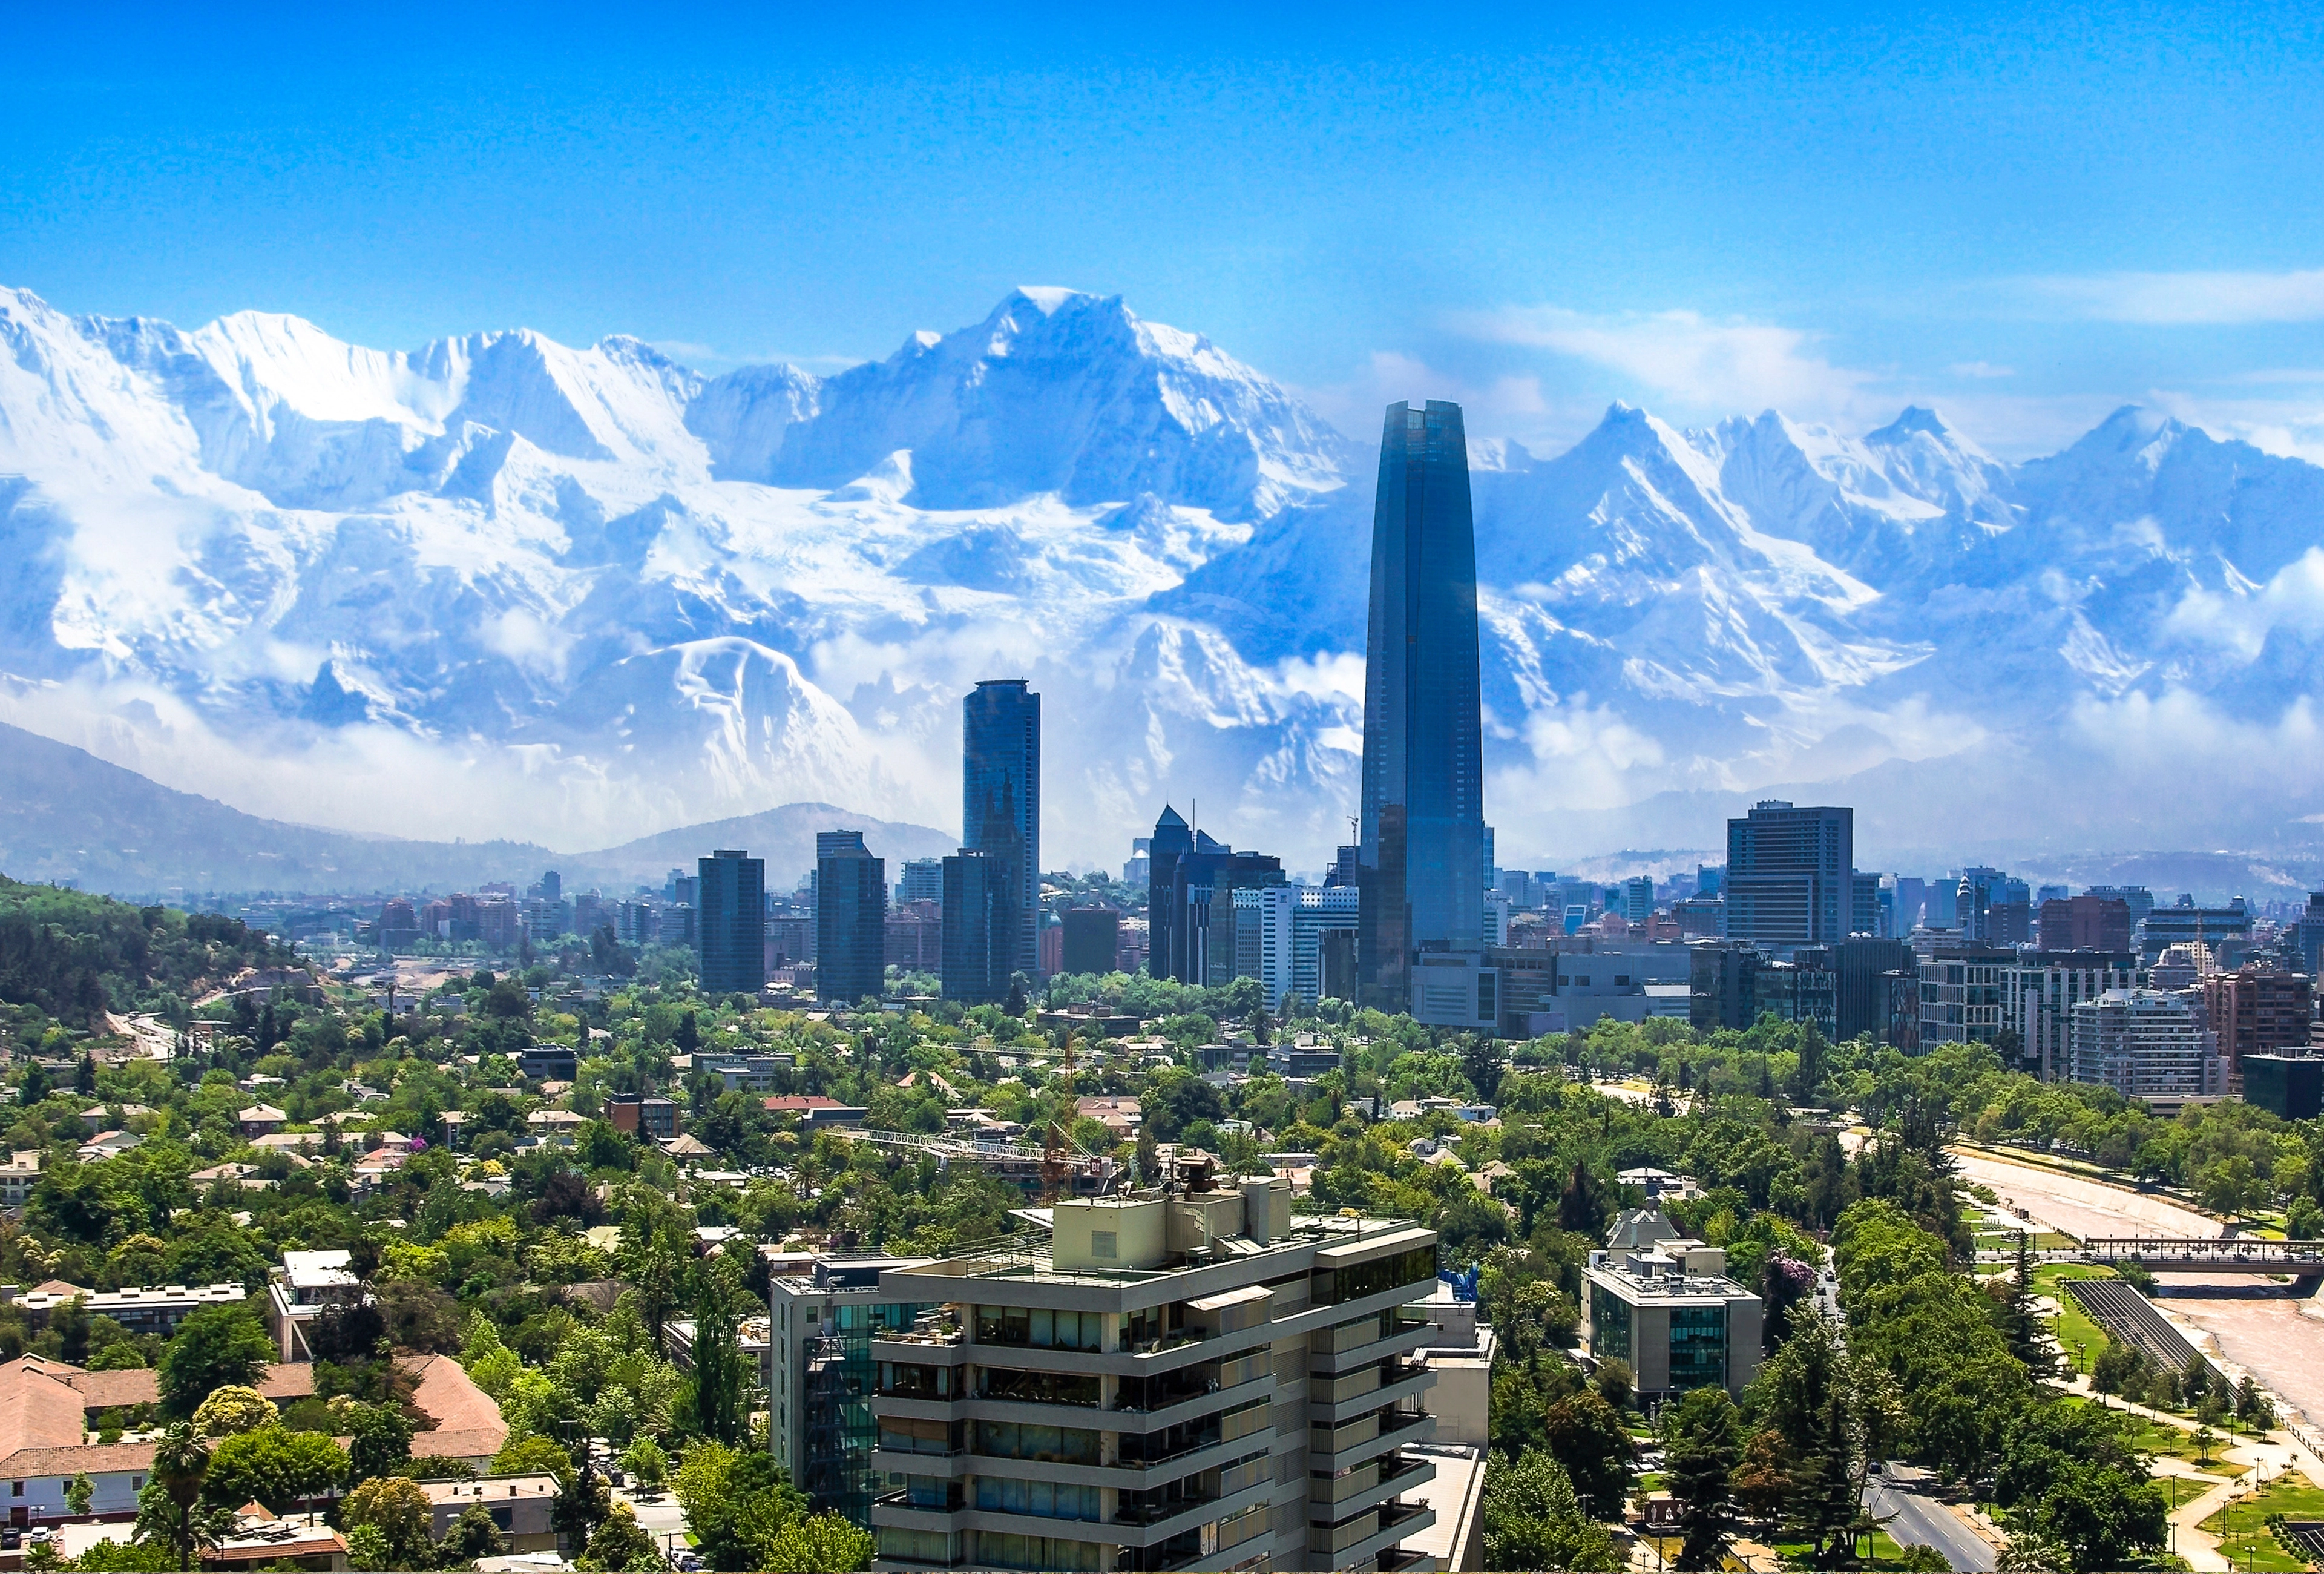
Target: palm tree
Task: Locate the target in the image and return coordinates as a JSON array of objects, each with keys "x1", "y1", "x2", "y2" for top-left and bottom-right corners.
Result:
[{"x1": 140, "y1": 1423, "x2": 209, "y2": 1567}]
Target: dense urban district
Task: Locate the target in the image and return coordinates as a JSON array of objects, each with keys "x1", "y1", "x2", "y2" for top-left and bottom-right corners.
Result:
[
  {"x1": 4, "y1": 851, "x2": 2324, "y2": 1574},
  {"x1": 6, "y1": 397, "x2": 2324, "y2": 1574}
]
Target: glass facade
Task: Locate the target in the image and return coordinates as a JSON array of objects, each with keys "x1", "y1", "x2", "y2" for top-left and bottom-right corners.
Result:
[
  {"x1": 1590, "y1": 1283, "x2": 1632, "y2": 1364},
  {"x1": 962, "y1": 680, "x2": 1040, "y2": 979},
  {"x1": 1359, "y1": 400, "x2": 1484, "y2": 1013},
  {"x1": 814, "y1": 831, "x2": 887, "y2": 1006},
  {"x1": 1667, "y1": 1305, "x2": 1728, "y2": 1391},
  {"x1": 940, "y1": 850, "x2": 1011, "y2": 1004},
  {"x1": 697, "y1": 849, "x2": 766, "y2": 995}
]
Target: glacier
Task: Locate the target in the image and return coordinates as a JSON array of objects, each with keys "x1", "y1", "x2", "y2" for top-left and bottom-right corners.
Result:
[{"x1": 2, "y1": 279, "x2": 2322, "y2": 875}]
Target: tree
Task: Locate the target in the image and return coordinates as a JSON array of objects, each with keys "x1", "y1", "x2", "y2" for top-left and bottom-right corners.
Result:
[
  {"x1": 2001, "y1": 1234, "x2": 2053, "y2": 1377},
  {"x1": 441, "y1": 1502, "x2": 508, "y2": 1566},
  {"x1": 1665, "y1": 1385, "x2": 1743, "y2": 1570},
  {"x1": 202, "y1": 1425, "x2": 349, "y2": 1515},
  {"x1": 1542, "y1": 1389, "x2": 1634, "y2": 1518},
  {"x1": 763, "y1": 1510, "x2": 876, "y2": 1573},
  {"x1": 579, "y1": 1502, "x2": 661, "y2": 1572},
  {"x1": 1559, "y1": 1161, "x2": 1612, "y2": 1239},
  {"x1": 2023, "y1": 1461, "x2": 2166, "y2": 1573},
  {"x1": 343, "y1": 1475, "x2": 435, "y2": 1570},
  {"x1": 678, "y1": 1268, "x2": 750, "y2": 1446},
  {"x1": 1731, "y1": 1427, "x2": 1793, "y2": 1522},
  {"x1": 1479, "y1": 1447, "x2": 1620, "y2": 1572},
  {"x1": 192, "y1": 1385, "x2": 279, "y2": 1437},
  {"x1": 619, "y1": 1436, "x2": 668, "y2": 1493},
  {"x1": 140, "y1": 1422, "x2": 209, "y2": 1568},
  {"x1": 64, "y1": 1474, "x2": 92, "y2": 1516},
  {"x1": 347, "y1": 1401, "x2": 415, "y2": 1483},
  {"x1": 157, "y1": 1305, "x2": 274, "y2": 1420},
  {"x1": 491, "y1": 1434, "x2": 576, "y2": 1486},
  {"x1": 2236, "y1": 1375, "x2": 2274, "y2": 1433},
  {"x1": 1592, "y1": 1357, "x2": 1633, "y2": 1412}
]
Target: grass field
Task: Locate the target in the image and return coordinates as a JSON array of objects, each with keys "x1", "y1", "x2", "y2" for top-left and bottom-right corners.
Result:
[
  {"x1": 2201, "y1": 1472, "x2": 2324, "y2": 1572},
  {"x1": 2033, "y1": 1263, "x2": 2120, "y2": 1375},
  {"x1": 1766, "y1": 1529, "x2": 1925, "y2": 1569}
]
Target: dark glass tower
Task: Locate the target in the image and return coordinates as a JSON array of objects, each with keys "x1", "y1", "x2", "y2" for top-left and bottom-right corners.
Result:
[
  {"x1": 1145, "y1": 805, "x2": 1193, "y2": 979},
  {"x1": 963, "y1": 679, "x2": 1040, "y2": 980},
  {"x1": 814, "y1": 829, "x2": 888, "y2": 1006},
  {"x1": 940, "y1": 849, "x2": 1011, "y2": 1004},
  {"x1": 1358, "y1": 400, "x2": 1484, "y2": 1012},
  {"x1": 697, "y1": 848, "x2": 767, "y2": 997}
]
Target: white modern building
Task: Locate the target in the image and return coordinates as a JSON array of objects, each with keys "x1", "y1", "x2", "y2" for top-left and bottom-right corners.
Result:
[
  {"x1": 1582, "y1": 1213, "x2": 1763, "y2": 1399},
  {"x1": 2067, "y1": 989, "x2": 2228, "y2": 1099}
]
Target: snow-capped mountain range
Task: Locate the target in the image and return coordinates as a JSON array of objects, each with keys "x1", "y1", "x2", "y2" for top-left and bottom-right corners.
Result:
[{"x1": 2, "y1": 280, "x2": 2321, "y2": 877}]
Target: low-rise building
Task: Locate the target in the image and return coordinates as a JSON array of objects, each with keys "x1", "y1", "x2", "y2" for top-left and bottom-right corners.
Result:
[
  {"x1": 416, "y1": 1475, "x2": 561, "y2": 1553},
  {"x1": 80, "y1": 1282, "x2": 247, "y2": 1338},
  {"x1": 267, "y1": 1249, "x2": 363, "y2": 1362},
  {"x1": 1583, "y1": 1214, "x2": 1763, "y2": 1399},
  {"x1": 238, "y1": 1104, "x2": 288, "y2": 1139},
  {"x1": 0, "y1": 1151, "x2": 41, "y2": 1208}
]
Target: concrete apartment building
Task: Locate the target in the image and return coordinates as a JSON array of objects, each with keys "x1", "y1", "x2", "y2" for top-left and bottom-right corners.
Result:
[
  {"x1": 2067, "y1": 988, "x2": 2227, "y2": 1100},
  {"x1": 865, "y1": 1173, "x2": 1442, "y2": 1573}
]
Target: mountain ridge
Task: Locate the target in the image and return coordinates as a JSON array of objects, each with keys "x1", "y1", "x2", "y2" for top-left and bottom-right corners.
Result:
[{"x1": 2, "y1": 280, "x2": 2322, "y2": 869}]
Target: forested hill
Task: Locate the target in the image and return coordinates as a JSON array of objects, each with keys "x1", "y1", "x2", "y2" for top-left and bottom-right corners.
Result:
[{"x1": 0, "y1": 876, "x2": 286, "y2": 1029}]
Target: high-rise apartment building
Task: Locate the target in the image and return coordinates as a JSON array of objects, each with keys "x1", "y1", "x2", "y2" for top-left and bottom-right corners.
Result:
[
  {"x1": 2069, "y1": 989, "x2": 2227, "y2": 1099},
  {"x1": 940, "y1": 851, "x2": 1013, "y2": 1005},
  {"x1": 767, "y1": 1256, "x2": 937, "y2": 1527},
  {"x1": 963, "y1": 679, "x2": 1041, "y2": 980},
  {"x1": 2037, "y1": 895, "x2": 2132, "y2": 953},
  {"x1": 1357, "y1": 400, "x2": 1485, "y2": 1013},
  {"x1": 1622, "y1": 877, "x2": 1655, "y2": 926},
  {"x1": 2200, "y1": 966, "x2": 2315, "y2": 1079},
  {"x1": 2006, "y1": 952, "x2": 2140, "y2": 1081},
  {"x1": 1724, "y1": 802, "x2": 1854, "y2": 950},
  {"x1": 865, "y1": 1179, "x2": 1443, "y2": 1573},
  {"x1": 698, "y1": 849, "x2": 768, "y2": 996},
  {"x1": 817, "y1": 831, "x2": 889, "y2": 1006}
]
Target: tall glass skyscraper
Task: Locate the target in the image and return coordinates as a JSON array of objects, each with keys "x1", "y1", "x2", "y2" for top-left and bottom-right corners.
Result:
[
  {"x1": 962, "y1": 679, "x2": 1040, "y2": 979},
  {"x1": 697, "y1": 848, "x2": 767, "y2": 996},
  {"x1": 1359, "y1": 400, "x2": 1485, "y2": 1013}
]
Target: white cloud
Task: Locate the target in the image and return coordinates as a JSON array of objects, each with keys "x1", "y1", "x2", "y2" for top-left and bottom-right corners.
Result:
[
  {"x1": 2023, "y1": 268, "x2": 2324, "y2": 325},
  {"x1": 2167, "y1": 545, "x2": 2324, "y2": 657},
  {"x1": 1947, "y1": 361, "x2": 2015, "y2": 379},
  {"x1": 1451, "y1": 306, "x2": 1875, "y2": 424},
  {"x1": 1295, "y1": 351, "x2": 1573, "y2": 450}
]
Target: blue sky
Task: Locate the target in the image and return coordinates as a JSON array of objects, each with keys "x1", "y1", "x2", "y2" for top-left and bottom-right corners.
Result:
[{"x1": 9, "y1": 1, "x2": 2324, "y2": 458}]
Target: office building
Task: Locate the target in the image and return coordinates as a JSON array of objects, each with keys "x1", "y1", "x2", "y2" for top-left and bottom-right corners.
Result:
[
  {"x1": 1850, "y1": 872, "x2": 1880, "y2": 937},
  {"x1": 2244, "y1": 1055, "x2": 2324, "y2": 1121},
  {"x1": 2006, "y1": 952, "x2": 2141, "y2": 1081},
  {"x1": 1292, "y1": 886, "x2": 1362, "y2": 1009},
  {"x1": 899, "y1": 859, "x2": 945, "y2": 909},
  {"x1": 2086, "y1": 885, "x2": 2157, "y2": 929},
  {"x1": 2201, "y1": 966, "x2": 2315, "y2": 1079},
  {"x1": 1123, "y1": 838, "x2": 1153, "y2": 889},
  {"x1": 817, "y1": 832, "x2": 890, "y2": 1006},
  {"x1": 699, "y1": 849, "x2": 769, "y2": 996},
  {"x1": 2140, "y1": 898, "x2": 2254, "y2": 962},
  {"x1": 1357, "y1": 400, "x2": 1486, "y2": 1013},
  {"x1": 1622, "y1": 877, "x2": 1654, "y2": 926},
  {"x1": 768, "y1": 1256, "x2": 937, "y2": 1526},
  {"x1": 1583, "y1": 1215, "x2": 1763, "y2": 1398},
  {"x1": 1061, "y1": 909, "x2": 1121, "y2": 978},
  {"x1": 606, "y1": 1096, "x2": 679, "y2": 1141},
  {"x1": 1146, "y1": 806, "x2": 1196, "y2": 980},
  {"x1": 2068, "y1": 989, "x2": 2227, "y2": 1100},
  {"x1": 1791, "y1": 938, "x2": 1915, "y2": 1042},
  {"x1": 2038, "y1": 895, "x2": 2132, "y2": 953},
  {"x1": 940, "y1": 851, "x2": 1014, "y2": 1005},
  {"x1": 1724, "y1": 802, "x2": 1853, "y2": 950},
  {"x1": 2291, "y1": 894, "x2": 2324, "y2": 978},
  {"x1": 963, "y1": 679, "x2": 1041, "y2": 979},
  {"x1": 865, "y1": 1174, "x2": 1443, "y2": 1573},
  {"x1": 1163, "y1": 843, "x2": 1286, "y2": 986}
]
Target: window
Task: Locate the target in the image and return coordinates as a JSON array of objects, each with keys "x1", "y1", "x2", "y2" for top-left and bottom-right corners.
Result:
[
  {"x1": 9, "y1": 1484, "x2": 19, "y2": 1498},
  {"x1": 877, "y1": 1527, "x2": 956, "y2": 1565},
  {"x1": 1669, "y1": 1305, "x2": 1728, "y2": 1391},
  {"x1": 971, "y1": 1420, "x2": 1100, "y2": 1464},
  {"x1": 976, "y1": 1306, "x2": 1105, "y2": 1350},
  {"x1": 976, "y1": 1532, "x2": 1107, "y2": 1572},
  {"x1": 1590, "y1": 1284, "x2": 1632, "y2": 1364},
  {"x1": 1312, "y1": 1244, "x2": 1439, "y2": 1306},
  {"x1": 974, "y1": 1477, "x2": 1101, "y2": 1521},
  {"x1": 1091, "y1": 1231, "x2": 1117, "y2": 1260}
]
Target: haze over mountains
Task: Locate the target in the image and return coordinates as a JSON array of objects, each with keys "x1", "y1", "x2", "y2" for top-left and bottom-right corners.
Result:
[{"x1": 3, "y1": 279, "x2": 2323, "y2": 887}]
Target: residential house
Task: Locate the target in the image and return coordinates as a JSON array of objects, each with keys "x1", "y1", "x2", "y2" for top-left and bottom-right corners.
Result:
[{"x1": 238, "y1": 1105, "x2": 289, "y2": 1139}]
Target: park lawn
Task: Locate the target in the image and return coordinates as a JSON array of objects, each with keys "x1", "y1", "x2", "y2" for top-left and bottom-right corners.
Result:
[
  {"x1": 2203, "y1": 1474, "x2": 2324, "y2": 1533},
  {"x1": 1768, "y1": 1529, "x2": 1924, "y2": 1569},
  {"x1": 2032, "y1": 1264, "x2": 2119, "y2": 1374}
]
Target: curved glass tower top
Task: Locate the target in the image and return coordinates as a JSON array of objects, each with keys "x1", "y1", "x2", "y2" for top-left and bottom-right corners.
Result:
[{"x1": 1359, "y1": 400, "x2": 1484, "y2": 1006}]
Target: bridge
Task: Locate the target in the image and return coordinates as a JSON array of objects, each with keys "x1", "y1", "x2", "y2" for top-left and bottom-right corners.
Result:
[{"x1": 2072, "y1": 1237, "x2": 2324, "y2": 1274}]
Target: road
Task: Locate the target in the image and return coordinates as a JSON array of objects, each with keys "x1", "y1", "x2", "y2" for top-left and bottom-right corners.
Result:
[{"x1": 1865, "y1": 1477, "x2": 1997, "y2": 1573}]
